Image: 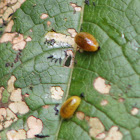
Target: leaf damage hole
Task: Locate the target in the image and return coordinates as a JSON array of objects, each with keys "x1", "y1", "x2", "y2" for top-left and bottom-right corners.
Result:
[
  {"x1": 93, "y1": 77, "x2": 111, "y2": 94},
  {"x1": 50, "y1": 86, "x2": 64, "y2": 100},
  {"x1": 70, "y1": 2, "x2": 82, "y2": 13},
  {"x1": 63, "y1": 50, "x2": 74, "y2": 68},
  {"x1": 131, "y1": 107, "x2": 139, "y2": 115},
  {"x1": 44, "y1": 32, "x2": 75, "y2": 47},
  {"x1": 40, "y1": 13, "x2": 49, "y2": 20},
  {"x1": 100, "y1": 100, "x2": 108, "y2": 106},
  {"x1": 27, "y1": 116, "x2": 43, "y2": 138},
  {"x1": 7, "y1": 129, "x2": 26, "y2": 140},
  {"x1": 76, "y1": 111, "x2": 85, "y2": 120}
]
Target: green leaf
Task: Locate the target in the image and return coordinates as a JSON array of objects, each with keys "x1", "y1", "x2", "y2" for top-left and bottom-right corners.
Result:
[{"x1": 0, "y1": 0, "x2": 140, "y2": 140}]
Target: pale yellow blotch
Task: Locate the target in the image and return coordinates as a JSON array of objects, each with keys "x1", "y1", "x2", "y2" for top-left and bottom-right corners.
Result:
[
  {"x1": 3, "y1": 7, "x2": 14, "y2": 21},
  {"x1": 0, "y1": 108, "x2": 18, "y2": 130},
  {"x1": 12, "y1": 34, "x2": 24, "y2": 44},
  {"x1": 89, "y1": 117, "x2": 105, "y2": 138},
  {"x1": 10, "y1": 89, "x2": 22, "y2": 101},
  {"x1": 96, "y1": 133, "x2": 106, "y2": 139},
  {"x1": 7, "y1": 129, "x2": 26, "y2": 140},
  {"x1": 76, "y1": 112, "x2": 85, "y2": 120},
  {"x1": 45, "y1": 32, "x2": 75, "y2": 47},
  {"x1": 27, "y1": 116, "x2": 43, "y2": 138},
  {"x1": 8, "y1": 0, "x2": 18, "y2": 4},
  {"x1": 5, "y1": 20, "x2": 14, "y2": 32},
  {"x1": 9, "y1": 101, "x2": 29, "y2": 114},
  {"x1": 131, "y1": 107, "x2": 139, "y2": 115},
  {"x1": 0, "y1": 32, "x2": 17, "y2": 43},
  {"x1": 100, "y1": 100, "x2": 108, "y2": 106},
  {"x1": 7, "y1": 76, "x2": 16, "y2": 93},
  {"x1": 93, "y1": 77, "x2": 111, "y2": 94},
  {"x1": 0, "y1": 87, "x2": 4, "y2": 101},
  {"x1": 105, "y1": 126, "x2": 123, "y2": 140},
  {"x1": 12, "y1": 41, "x2": 26, "y2": 50},
  {"x1": 11, "y1": 2, "x2": 21, "y2": 12},
  {"x1": 25, "y1": 36, "x2": 32, "y2": 42},
  {"x1": 0, "y1": 1, "x2": 7, "y2": 9},
  {"x1": 67, "y1": 28, "x2": 77, "y2": 38},
  {"x1": 0, "y1": 18, "x2": 3, "y2": 24},
  {"x1": 0, "y1": 108, "x2": 7, "y2": 123},
  {"x1": 0, "y1": 9, "x2": 4, "y2": 16},
  {"x1": 40, "y1": 13, "x2": 48, "y2": 19},
  {"x1": 50, "y1": 86, "x2": 64, "y2": 100}
]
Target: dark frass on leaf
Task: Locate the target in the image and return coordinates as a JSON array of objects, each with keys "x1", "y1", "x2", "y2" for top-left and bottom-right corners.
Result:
[
  {"x1": 44, "y1": 39, "x2": 56, "y2": 45},
  {"x1": 93, "y1": 2, "x2": 96, "y2": 6},
  {"x1": 35, "y1": 134, "x2": 50, "y2": 138},
  {"x1": 47, "y1": 55, "x2": 62, "y2": 64},
  {"x1": 54, "y1": 104, "x2": 59, "y2": 115},
  {"x1": 85, "y1": 0, "x2": 90, "y2": 5},
  {"x1": 5, "y1": 63, "x2": 10, "y2": 67},
  {"x1": 80, "y1": 92, "x2": 85, "y2": 98}
]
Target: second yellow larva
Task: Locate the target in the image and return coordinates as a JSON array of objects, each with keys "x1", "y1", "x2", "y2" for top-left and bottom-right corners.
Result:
[{"x1": 60, "y1": 96, "x2": 81, "y2": 119}]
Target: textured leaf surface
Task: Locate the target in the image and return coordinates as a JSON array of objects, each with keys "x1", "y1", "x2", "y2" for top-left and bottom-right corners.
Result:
[{"x1": 0, "y1": 0, "x2": 140, "y2": 140}]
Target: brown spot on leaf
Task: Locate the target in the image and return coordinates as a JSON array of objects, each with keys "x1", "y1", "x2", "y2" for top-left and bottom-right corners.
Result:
[
  {"x1": 40, "y1": 13, "x2": 48, "y2": 19},
  {"x1": 5, "y1": 20, "x2": 14, "y2": 32},
  {"x1": 7, "y1": 76, "x2": 16, "y2": 93},
  {"x1": 131, "y1": 107, "x2": 139, "y2": 115},
  {"x1": 10, "y1": 89, "x2": 22, "y2": 102},
  {"x1": 0, "y1": 108, "x2": 18, "y2": 130},
  {"x1": 85, "y1": 116, "x2": 90, "y2": 122},
  {"x1": 96, "y1": 132, "x2": 106, "y2": 139},
  {"x1": 3, "y1": 7, "x2": 13, "y2": 21},
  {"x1": 0, "y1": 32, "x2": 17, "y2": 43},
  {"x1": 89, "y1": 117, "x2": 105, "y2": 138},
  {"x1": 100, "y1": 100, "x2": 108, "y2": 106},
  {"x1": 12, "y1": 34, "x2": 24, "y2": 44},
  {"x1": 9, "y1": 101, "x2": 29, "y2": 114},
  {"x1": 93, "y1": 77, "x2": 111, "y2": 94},
  {"x1": 70, "y1": 2, "x2": 82, "y2": 12},
  {"x1": 25, "y1": 36, "x2": 32, "y2": 42},
  {"x1": 7, "y1": 129, "x2": 26, "y2": 140},
  {"x1": 67, "y1": 28, "x2": 77, "y2": 38},
  {"x1": 47, "y1": 21, "x2": 51, "y2": 26},
  {"x1": 0, "y1": 87, "x2": 4, "y2": 101},
  {"x1": 27, "y1": 116, "x2": 43, "y2": 138},
  {"x1": 118, "y1": 98, "x2": 125, "y2": 103},
  {"x1": 76, "y1": 111, "x2": 85, "y2": 120},
  {"x1": 50, "y1": 86, "x2": 64, "y2": 100},
  {"x1": 42, "y1": 105, "x2": 49, "y2": 109},
  {"x1": 12, "y1": 40, "x2": 26, "y2": 50},
  {"x1": 105, "y1": 126, "x2": 123, "y2": 140}
]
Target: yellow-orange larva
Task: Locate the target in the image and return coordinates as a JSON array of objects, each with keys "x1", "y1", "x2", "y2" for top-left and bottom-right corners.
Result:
[
  {"x1": 75, "y1": 32, "x2": 100, "y2": 52},
  {"x1": 60, "y1": 96, "x2": 81, "y2": 119}
]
